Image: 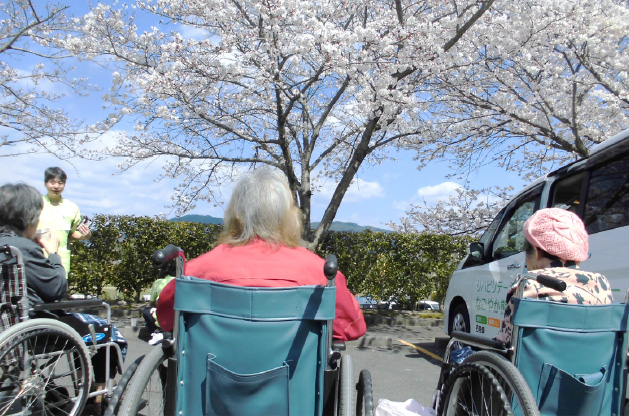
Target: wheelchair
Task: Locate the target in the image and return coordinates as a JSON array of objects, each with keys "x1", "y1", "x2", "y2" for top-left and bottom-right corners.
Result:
[
  {"x1": 0, "y1": 244, "x2": 126, "y2": 416},
  {"x1": 116, "y1": 244, "x2": 374, "y2": 416},
  {"x1": 432, "y1": 273, "x2": 629, "y2": 416}
]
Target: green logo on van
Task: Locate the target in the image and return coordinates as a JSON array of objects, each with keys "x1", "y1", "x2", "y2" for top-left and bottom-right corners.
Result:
[{"x1": 476, "y1": 315, "x2": 487, "y2": 324}]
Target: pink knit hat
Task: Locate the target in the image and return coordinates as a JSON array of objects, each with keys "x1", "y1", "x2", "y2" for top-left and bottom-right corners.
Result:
[{"x1": 523, "y1": 208, "x2": 589, "y2": 262}]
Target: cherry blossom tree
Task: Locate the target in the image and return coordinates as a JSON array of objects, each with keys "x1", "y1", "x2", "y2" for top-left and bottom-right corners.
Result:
[
  {"x1": 67, "y1": 0, "x2": 496, "y2": 248},
  {"x1": 409, "y1": 0, "x2": 629, "y2": 182},
  {"x1": 0, "y1": 0, "x2": 93, "y2": 158},
  {"x1": 388, "y1": 185, "x2": 513, "y2": 237},
  {"x1": 391, "y1": 0, "x2": 629, "y2": 237}
]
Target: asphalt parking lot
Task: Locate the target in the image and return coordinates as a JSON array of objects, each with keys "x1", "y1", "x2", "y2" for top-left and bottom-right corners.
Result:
[{"x1": 103, "y1": 309, "x2": 447, "y2": 413}]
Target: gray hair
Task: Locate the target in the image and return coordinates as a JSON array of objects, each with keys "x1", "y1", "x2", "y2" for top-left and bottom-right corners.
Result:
[
  {"x1": 0, "y1": 183, "x2": 43, "y2": 234},
  {"x1": 219, "y1": 168, "x2": 303, "y2": 247}
]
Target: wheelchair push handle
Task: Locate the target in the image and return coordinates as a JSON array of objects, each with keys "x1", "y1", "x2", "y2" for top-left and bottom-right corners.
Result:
[
  {"x1": 324, "y1": 254, "x2": 338, "y2": 281},
  {"x1": 152, "y1": 244, "x2": 183, "y2": 269},
  {"x1": 535, "y1": 274, "x2": 567, "y2": 292}
]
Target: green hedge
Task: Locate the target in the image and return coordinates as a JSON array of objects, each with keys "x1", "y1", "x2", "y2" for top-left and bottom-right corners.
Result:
[
  {"x1": 69, "y1": 215, "x2": 469, "y2": 304},
  {"x1": 70, "y1": 215, "x2": 221, "y2": 301},
  {"x1": 316, "y1": 231, "x2": 469, "y2": 307}
]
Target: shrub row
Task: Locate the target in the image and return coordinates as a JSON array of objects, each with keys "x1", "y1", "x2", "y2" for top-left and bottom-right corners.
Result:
[{"x1": 69, "y1": 215, "x2": 469, "y2": 305}]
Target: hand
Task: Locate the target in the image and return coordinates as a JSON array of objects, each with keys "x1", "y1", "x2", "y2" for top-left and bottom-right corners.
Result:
[
  {"x1": 39, "y1": 234, "x2": 60, "y2": 255},
  {"x1": 76, "y1": 223, "x2": 92, "y2": 239}
]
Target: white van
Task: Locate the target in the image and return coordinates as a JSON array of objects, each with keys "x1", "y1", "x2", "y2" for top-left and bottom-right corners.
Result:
[{"x1": 443, "y1": 128, "x2": 629, "y2": 340}]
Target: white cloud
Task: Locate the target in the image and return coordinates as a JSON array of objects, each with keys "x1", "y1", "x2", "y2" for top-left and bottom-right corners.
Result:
[
  {"x1": 416, "y1": 181, "x2": 461, "y2": 203},
  {"x1": 1, "y1": 134, "x2": 192, "y2": 218},
  {"x1": 387, "y1": 181, "x2": 462, "y2": 221},
  {"x1": 314, "y1": 177, "x2": 384, "y2": 204},
  {"x1": 345, "y1": 178, "x2": 385, "y2": 202}
]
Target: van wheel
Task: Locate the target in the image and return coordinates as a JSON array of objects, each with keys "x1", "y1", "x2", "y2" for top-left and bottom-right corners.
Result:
[{"x1": 450, "y1": 304, "x2": 470, "y2": 334}]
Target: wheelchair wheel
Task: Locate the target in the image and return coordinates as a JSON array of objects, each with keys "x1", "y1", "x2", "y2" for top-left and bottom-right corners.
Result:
[
  {"x1": 0, "y1": 319, "x2": 91, "y2": 416},
  {"x1": 438, "y1": 362, "x2": 512, "y2": 416},
  {"x1": 103, "y1": 355, "x2": 145, "y2": 416},
  {"x1": 356, "y1": 369, "x2": 373, "y2": 416},
  {"x1": 463, "y1": 351, "x2": 539, "y2": 416},
  {"x1": 118, "y1": 345, "x2": 170, "y2": 416},
  {"x1": 337, "y1": 354, "x2": 354, "y2": 416}
]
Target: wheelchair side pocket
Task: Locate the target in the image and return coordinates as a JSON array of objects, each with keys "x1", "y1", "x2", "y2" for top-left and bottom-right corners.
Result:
[
  {"x1": 536, "y1": 363, "x2": 607, "y2": 415},
  {"x1": 205, "y1": 354, "x2": 289, "y2": 416}
]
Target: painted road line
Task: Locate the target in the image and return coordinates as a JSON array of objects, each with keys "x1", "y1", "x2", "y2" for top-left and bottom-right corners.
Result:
[{"x1": 397, "y1": 339, "x2": 442, "y2": 361}]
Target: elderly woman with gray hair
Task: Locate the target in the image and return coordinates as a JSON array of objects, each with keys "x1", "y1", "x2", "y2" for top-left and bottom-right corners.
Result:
[
  {"x1": 0, "y1": 182, "x2": 127, "y2": 399},
  {"x1": 0, "y1": 183, "x2": 67, "y2": 304},
  {"x1": 157, "y1": 168, "x2": 367, "y2": 341}
]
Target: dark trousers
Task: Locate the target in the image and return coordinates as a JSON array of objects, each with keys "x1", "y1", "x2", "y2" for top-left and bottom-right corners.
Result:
[
  {"x1": 53, "y1": 313, "x2": 127, "y2": 383},
  {"x1": 143, "y1": 307, "x2": 159, "y2": 333}
]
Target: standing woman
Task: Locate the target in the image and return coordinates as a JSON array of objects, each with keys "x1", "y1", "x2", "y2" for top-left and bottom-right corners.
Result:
[{"x1": 37, "y1": 167, "x2": 91, "y2": 274}]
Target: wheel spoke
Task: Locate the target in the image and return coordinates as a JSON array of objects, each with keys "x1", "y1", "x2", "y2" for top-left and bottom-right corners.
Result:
[
  {"x1": 0, "y1": 323, "x2": 90, "y2": 416},
  {"x1": 438, "y1": 363, "x2": 513, "y2": 416}
]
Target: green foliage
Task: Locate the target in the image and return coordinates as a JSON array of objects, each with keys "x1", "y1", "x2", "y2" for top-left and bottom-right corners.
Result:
[
  {"x1": 69, "y1": 215, "x2": 222, "y2": 301},
  {"x1": 70, "y1": 215, "x2": 124, "y2": 298},
  {"x1": 68, "y1": 215, "x2": 469, "y2": 305},
  {"x1": 316, "y1": 231, "x2": 470, "y2": 306}
]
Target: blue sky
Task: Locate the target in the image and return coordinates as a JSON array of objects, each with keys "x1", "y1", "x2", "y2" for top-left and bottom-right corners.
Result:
[
  {"x1": 1, "y1": 1, "x2": 527, "y2": 229},
  {"x1": 3, "y1": 141, "x2": 525, "y2": 229}
]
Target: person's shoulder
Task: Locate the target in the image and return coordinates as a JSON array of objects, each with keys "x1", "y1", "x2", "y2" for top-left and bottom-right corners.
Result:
[
  {"x1": 156, "y1": 275, "x2": 175, "y2": 284},
  {"x1": 529, "y1": 267, "x2": 575, "y2": 279},
  {"x1": 0, "y1": 234, "x2": 40, "y2": 255},
  {"x1": 547, "y1": 267, "x2": 603, "y2": 280},
  {"x1": 61, "y1": 198, "x2": 79, "y2": 211},
  {"x1": 185, "y1": 244, "x2": 227, "y2": 267},
  {"x1": 282, "y1": 245, "x2": 325, "y2": 261},
  {"x1": 1, "y1": 233, "x2": 32, "y2": 247}
]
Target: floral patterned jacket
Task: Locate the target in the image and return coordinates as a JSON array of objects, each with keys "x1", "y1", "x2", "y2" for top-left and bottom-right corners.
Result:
[{"x1": 495, "y1": 266, "x2": 614, "y2": 345}]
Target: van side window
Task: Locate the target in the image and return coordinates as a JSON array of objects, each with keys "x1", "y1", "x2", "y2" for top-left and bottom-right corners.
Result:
[
  {"x1": 583, "y1": 156, "x2": 629, "y2": 234},
  {"x1": 550, "y1": 172, "x2": 586, "y2": 213},
  {"x1": 491, "y1": 189, "x2": 541, "y2": 260}
]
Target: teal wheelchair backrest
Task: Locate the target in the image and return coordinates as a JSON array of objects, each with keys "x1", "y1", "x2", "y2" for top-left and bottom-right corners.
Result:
[
  {"x1": 173, "y1": 277, "x2": 336, "y2": 416},
  {"x1": 511, "y1": 298, "x2": 629, "y2": 416}
]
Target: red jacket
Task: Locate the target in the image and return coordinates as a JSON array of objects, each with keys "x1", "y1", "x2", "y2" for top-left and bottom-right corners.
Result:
[{"x1": 156, "y1": 239, "x2": 366, "y2": 341}]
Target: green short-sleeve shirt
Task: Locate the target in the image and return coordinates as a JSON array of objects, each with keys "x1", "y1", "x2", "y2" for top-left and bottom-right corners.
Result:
[
  {"x1": 37, "y1": 195, "x2": 81, "y2": 274},
  {"x1": 150, "y1": 275, "x2": 175, "y2": 303}
]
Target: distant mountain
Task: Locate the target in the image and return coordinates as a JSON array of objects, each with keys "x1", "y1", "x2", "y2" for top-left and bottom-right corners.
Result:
[
  {"x1": 170, "y1": 215, "x2": 389, "y2": 233},
  {"x1": 170, "y1": 214, "x2": 223, "y2": 225},
  {"x1": 311, "y1": 221, "x2": 390, "y2": 233}
]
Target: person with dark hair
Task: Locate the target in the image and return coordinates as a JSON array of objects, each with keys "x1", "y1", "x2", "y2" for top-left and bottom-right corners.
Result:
[
  {"x1": 495, "y1": 208, "x2": 614, "y2": 344},
  {"x1": 0, "y1": 182, "x2": 126, "y2": 402},
  {"x1": 37, "y1": 167, "x2": 91, "y2": 274},
  {"x1": 157, "y1": 168, "x2": 366, "y2": 341},
  {"x1": 0, "y1": 183, "x2": 66, "y2": 304}
]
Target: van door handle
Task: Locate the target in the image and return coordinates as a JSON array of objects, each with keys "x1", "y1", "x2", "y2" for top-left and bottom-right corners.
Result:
[{"x1": 507, "y1": 263, "x2": 521, "y2": 269}]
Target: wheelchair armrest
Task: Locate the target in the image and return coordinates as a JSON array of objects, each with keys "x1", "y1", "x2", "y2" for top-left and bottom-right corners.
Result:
[
  {"x1": 33, "y1": 298, "x2": 107, "y2": 311},
  {"x1": 450, "y1": 330, "x2": 507, "y2": 351}
]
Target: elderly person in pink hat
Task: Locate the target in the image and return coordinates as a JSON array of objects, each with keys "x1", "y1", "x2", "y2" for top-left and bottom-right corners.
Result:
[{"x1": 495, "y1": 208, "x2": 614, "y2": 344}]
